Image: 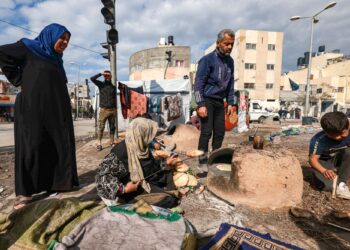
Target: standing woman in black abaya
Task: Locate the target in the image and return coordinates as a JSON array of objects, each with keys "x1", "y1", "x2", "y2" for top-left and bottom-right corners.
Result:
[{"x1": 0, "y1": 23, "x2": 79, "y2": 209}]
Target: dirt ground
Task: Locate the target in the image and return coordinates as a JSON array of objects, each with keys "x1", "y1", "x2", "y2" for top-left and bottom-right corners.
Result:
[
  {"x1": 1, "y1": 122, "x2": 350, "y2": 249},
  {"x1": 219, "y1": 124, "x2": 350, "y2": 249}
]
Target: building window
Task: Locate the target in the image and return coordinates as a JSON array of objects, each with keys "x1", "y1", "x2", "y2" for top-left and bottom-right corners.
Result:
[
  {"x1": 317, "y1": 88, "x2": 323, "y2": 94},
  {"x1": 244, "y1": 83, "x2": 255, "y2": 89},
  {"x1": 176, "y1": 60, "x2": 184, "y2": 67},
  {"x1": 280, "y1": 86, "x2": 284, "y2": 90},
  {"x1": 338, "y1": 87, "x2": 344, "y2": 93},
  {"x1": 245, "y1": 63, "x2": 256, "y2": 70},
  {"x1": 268, "y1": 44, "x2": 275, "y2": 51},
  {"x1": 266, "y1": 83, "x2": 273, "y2": 89},
  {"x1": 135, "y1": 64, "x2": 142, "y2": 71},
  {"x1": 246, "y1": 43, "x2": 256, "y2": 50},
  {"x1": 267, "y1": 64, "x2": 275, "y2": 70}
]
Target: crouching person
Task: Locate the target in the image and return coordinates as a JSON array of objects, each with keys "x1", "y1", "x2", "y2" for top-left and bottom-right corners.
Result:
[
  {"x1": 309, "y1": 111, "x2": 350, "y2": 199},
  {"x1": 95, "y1": 117, "x2": 178, "y2": 208}
]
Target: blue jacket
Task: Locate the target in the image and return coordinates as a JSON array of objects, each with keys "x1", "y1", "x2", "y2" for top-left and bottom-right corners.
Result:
[{"x1": 194, "y1": 49, "x2": 234, "y2": 107}]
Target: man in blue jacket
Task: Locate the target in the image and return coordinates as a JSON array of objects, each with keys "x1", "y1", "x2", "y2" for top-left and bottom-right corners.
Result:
[{"x1": 194, "y1": 29, "x2": 235, "y2": 170}]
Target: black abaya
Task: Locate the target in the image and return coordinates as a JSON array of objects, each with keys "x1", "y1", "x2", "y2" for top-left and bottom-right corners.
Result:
[{"x1": 0, "y1": 41, "x2": 79, "y2": 196}]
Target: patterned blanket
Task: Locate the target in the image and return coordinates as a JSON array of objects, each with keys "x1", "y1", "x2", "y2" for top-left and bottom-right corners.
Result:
[{"x1": 200, "y1": 223, "x2": 304, "y2": 250}]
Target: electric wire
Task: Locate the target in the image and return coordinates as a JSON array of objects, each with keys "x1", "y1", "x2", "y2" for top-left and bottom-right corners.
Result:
[{"x1": 0, "y1": 19, "x2": 101, "y2": 54}]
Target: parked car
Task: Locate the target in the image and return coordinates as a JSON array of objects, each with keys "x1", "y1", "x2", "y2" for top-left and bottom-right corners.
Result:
[{"x1": 249, "y1": 102, "x2": 279, "y2": 123}]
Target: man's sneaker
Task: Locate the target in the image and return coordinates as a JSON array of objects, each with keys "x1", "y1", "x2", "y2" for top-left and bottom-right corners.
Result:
[{"x1": 336, "y1": 182, "x2": 350, "y2": 199}]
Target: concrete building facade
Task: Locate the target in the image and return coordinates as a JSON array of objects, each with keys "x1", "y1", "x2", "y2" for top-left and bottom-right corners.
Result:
[
  {"x1": 204, "y1": 29, "x2": 284, "y2": 103},
  {"x1": 129, "y1": 37, "x2": 190, "y2": 80},
  {"x1": 281, "y1": 50, "x2": 350, "y2": 117}
]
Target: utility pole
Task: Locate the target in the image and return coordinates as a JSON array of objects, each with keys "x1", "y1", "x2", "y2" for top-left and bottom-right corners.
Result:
[
  {"x1": 101, "y1": 0, "x2": 119, "y2": 137},
  {"x1": 290, "y1": 1, "x2": 337, "y2": 124}
]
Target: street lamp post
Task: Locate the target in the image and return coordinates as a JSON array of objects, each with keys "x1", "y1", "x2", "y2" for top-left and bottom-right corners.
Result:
[
  {"x1": 69, "y1": 62, "x2": 81, "y2": 119},
  {"x1": 290, "y1": 1, "x2": 336, "y2": 124}
]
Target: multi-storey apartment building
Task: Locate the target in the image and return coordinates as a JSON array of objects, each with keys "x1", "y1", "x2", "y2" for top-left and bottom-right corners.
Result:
[
  {"x1": 204, "y1": 29, "x2": 284, "y2": 104},
  {"x1": 281, "y1": 48, "x2": 350, "y2": 116}
]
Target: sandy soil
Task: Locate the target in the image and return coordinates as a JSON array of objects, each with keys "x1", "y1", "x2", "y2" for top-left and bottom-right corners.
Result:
[{"x1": 1, "y1": 122, "x2": 350, "y2": 249}]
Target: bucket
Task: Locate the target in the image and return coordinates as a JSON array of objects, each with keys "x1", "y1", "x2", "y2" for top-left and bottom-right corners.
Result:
[{"x1": 302, "y1": 116, "x2": 313, "y2": 125}]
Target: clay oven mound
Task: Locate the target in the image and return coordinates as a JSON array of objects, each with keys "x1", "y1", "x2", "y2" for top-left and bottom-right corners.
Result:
[
  {"x1": 207, "y1": 147, "x2": 303, "y2": 209},
  {"x1": 160, "y1": 124, "x2": 200, "y2": 152}
]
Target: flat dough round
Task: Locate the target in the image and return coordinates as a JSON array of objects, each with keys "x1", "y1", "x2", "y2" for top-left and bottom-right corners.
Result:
[
  {"x1": 216, "y1": 164, "x2": 231, "y2": 171},
  {"x1": 186, "y1": 150, "x2": 204, "y2": 157}
]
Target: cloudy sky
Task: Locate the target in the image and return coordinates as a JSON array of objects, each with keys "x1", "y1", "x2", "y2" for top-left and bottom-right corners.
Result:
[{"x1": 0, "y1": 0, "x2": 349, "y2": 92}]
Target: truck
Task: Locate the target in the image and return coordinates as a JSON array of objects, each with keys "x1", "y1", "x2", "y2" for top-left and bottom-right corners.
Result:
[{"x1": 249, "y1": 101, "x2": 280, "y2": 123}]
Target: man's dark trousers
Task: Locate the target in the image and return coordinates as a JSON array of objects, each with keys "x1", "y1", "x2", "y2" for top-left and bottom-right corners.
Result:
[{"x1": 198, "y1": 97, "x2": 225, "y2": 163}]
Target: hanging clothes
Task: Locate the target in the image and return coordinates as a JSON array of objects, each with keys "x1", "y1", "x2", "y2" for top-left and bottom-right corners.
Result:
[
  {"x1": 118, "y1": 82, "x2": 144, "y2": 119},
  {"x1": 148, "y1": 96, "x2": 162, "y2": 113},
  {"x1": 118, "y1": 82, "x2": 128, "y2": 119},
  {"x1": 165, "y1": 93, "x2": 182, "y2": 121},
  {"x1": 127, "y1": 90, "x2": 147, "y2": 118}
]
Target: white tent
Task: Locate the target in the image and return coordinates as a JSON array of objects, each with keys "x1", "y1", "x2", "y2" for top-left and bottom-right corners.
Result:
[{"x1": 95, "y1": 79, "x2": 192, "y2": 132}]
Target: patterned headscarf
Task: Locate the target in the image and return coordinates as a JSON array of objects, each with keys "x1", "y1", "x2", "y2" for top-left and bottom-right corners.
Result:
[{"x1": 125, "y1": 117, "x2": 158, "y2": 193}]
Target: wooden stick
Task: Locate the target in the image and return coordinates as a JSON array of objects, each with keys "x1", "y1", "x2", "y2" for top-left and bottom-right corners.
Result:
[
  {"x1": 326, "y1": 222, "x2": 350, "y2": 232},
  {"x1": 332, "y1": 175, "x2": 338, "y2": 199}
]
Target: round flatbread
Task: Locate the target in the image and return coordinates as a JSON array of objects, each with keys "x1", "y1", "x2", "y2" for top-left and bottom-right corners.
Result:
[
  {"x1": 154, "y1": 150, "x2": 169, "y2": 158},
  {"x1": 173, "y1": 172, "x2": 189, "y2": 187},
  {"x1": 187, "y1": 175, "x2": 198, "y2": 187},
  {"x1": 176, "y1": 163, "x2": 189, "y2": 173}
]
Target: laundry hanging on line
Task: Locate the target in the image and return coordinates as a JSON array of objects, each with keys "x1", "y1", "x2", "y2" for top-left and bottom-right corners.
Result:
[
  {"x1": 118, "y1": 82, "x2": 144, "y2": 119},
  {"x1": 127, "y1": 90, "x2": 147, "y2": 118}
]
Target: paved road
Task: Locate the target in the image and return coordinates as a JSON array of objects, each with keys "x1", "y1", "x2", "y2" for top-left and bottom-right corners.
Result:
[{"x1": 0, "y1": 119, "x2": 96, "y2": 149}]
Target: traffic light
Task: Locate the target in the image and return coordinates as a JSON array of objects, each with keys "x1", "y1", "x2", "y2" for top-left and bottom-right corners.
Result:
[
  {"x1": 101, "y1": 0, "x2": 118, "y2": 45},
  {"x1": 100, "y1": 42, "x2": 110, "y2": 60},
  {"x1": 107, "y1": 29, "x2": 118, "y2": 44},
  {"x1": 165, "y1": 50, "x2": 172, "y2": 62}
]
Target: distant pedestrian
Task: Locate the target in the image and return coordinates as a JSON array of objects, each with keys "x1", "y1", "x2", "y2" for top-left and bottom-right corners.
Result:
[
  {"x1": 0, "y1": 23, "x2": 79, "y2": 209},
  {"x1": 295, "y1": 108, "x2": 301, "y2": 119},
  {"x1": 89, "y1": 105, "x2": 94, "y2": 119},
  {"x1": 90, "y1": 70, "x2": 116, "y2": 151},
  {"x1": 194, "y1": 29, "x2": 235, "y2": 171}
]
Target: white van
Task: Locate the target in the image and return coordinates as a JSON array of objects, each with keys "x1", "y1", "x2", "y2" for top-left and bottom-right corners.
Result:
[{"x1": 249, "y1": 102, "x2": 280, "y2": 123}]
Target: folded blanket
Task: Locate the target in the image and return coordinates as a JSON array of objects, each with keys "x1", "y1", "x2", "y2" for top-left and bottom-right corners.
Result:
[
  {"x1": 52, "y1": 206, "x2": 188, "y2": 250},
  {"x1": 0, "y1": 198, "x2": 104, "y2": 250}
]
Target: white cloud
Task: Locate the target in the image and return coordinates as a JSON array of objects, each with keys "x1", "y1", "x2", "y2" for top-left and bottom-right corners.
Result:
[
  {"x1": 0, "y1": 0, "x2": 15, "y2": 8},
  {"x1": 0, "y1": 0, "x2": 349, "y2": 85}
]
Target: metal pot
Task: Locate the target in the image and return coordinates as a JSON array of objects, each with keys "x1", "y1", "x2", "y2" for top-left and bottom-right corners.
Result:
[{"x1": 253, "y1": 135, "x2": 264, "y2": 150}]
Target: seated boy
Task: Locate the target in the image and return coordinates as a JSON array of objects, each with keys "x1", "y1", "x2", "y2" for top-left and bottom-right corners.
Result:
[{"x1": 309, "y1": 111, "x2": 350, "y2": 199}]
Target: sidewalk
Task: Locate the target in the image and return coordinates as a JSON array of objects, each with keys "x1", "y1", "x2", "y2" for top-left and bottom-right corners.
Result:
[
  {"x1": 0, "y1": 119, "x2": 96, "y2": 148},
  {"x1": 0, "y1": 137, "x2": 111, "y2": 214}
]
